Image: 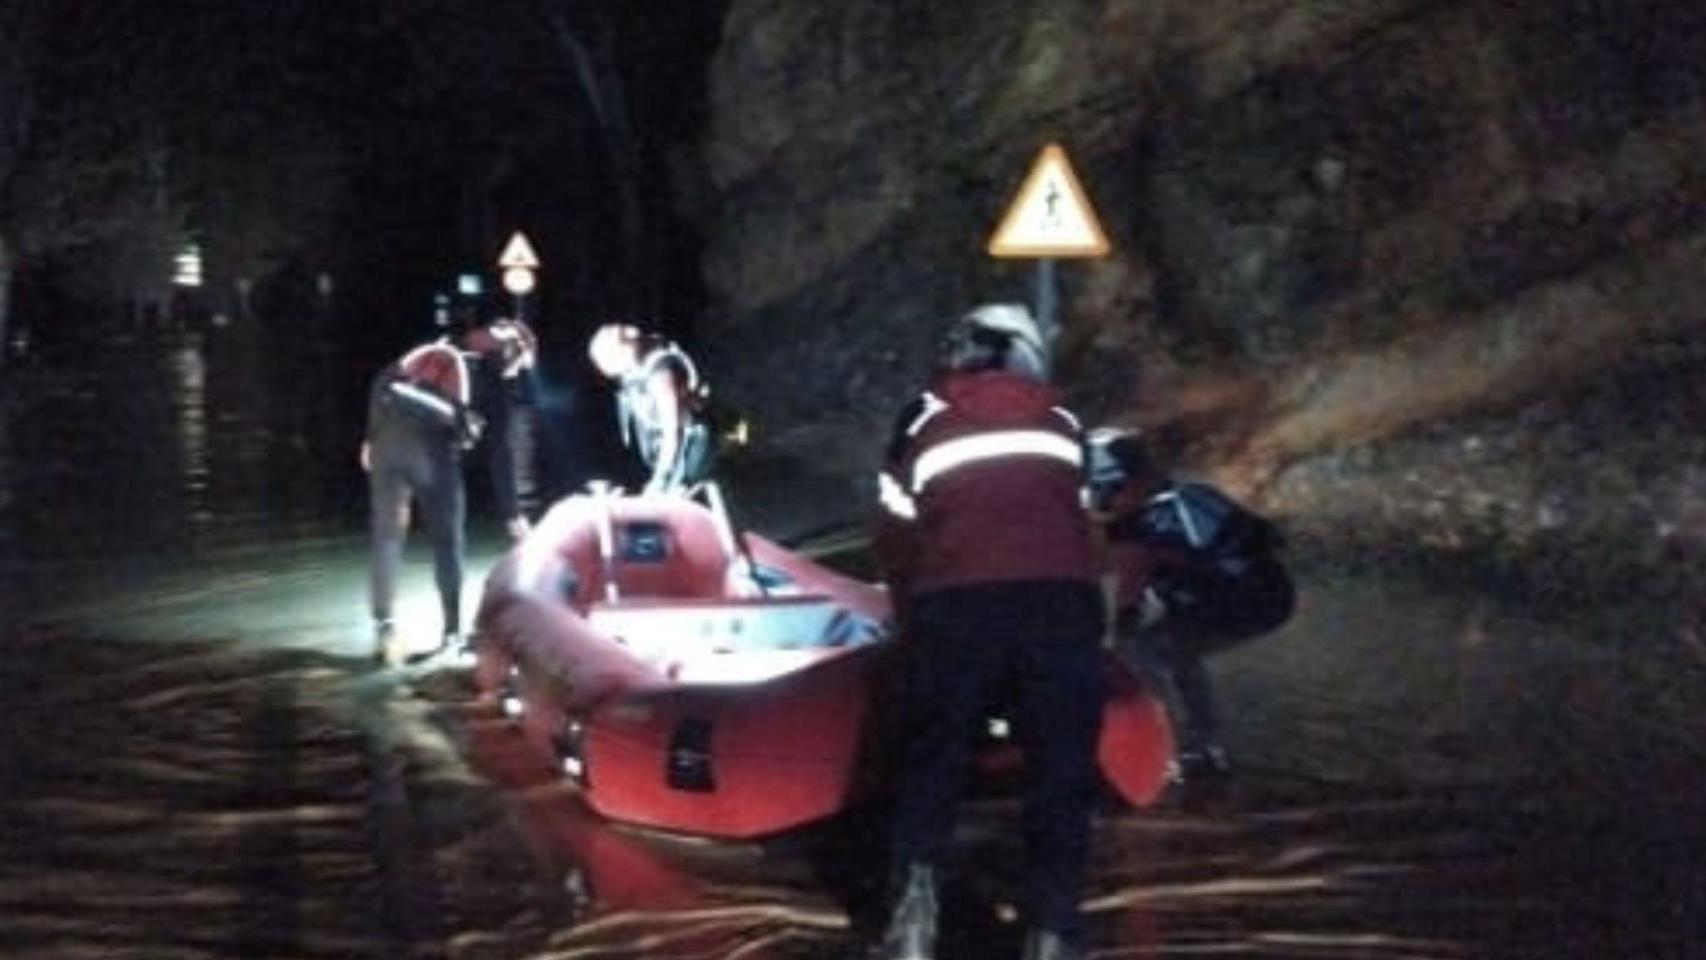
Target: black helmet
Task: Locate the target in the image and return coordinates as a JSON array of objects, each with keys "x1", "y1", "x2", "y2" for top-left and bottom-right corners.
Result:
[{"x1": 1086, "y1": 427, "x2": 1153, "y2": 509}]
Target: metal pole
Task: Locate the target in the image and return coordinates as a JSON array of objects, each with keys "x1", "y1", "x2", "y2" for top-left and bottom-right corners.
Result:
[{"x1": 1034, "y1": 258, "x2": 1059, "y2": 361}]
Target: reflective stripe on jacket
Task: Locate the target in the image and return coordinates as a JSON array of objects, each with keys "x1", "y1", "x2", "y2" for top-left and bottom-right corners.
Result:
[
  {"x1": 390, "y1": 342, "x2": 470, "y2": 427},
  {"x1": 367, "y1": 341, "x2": 476, "y2": 447},
  {"x1": 876, "y1": 368, "x2": 1097, "y2": 596},
  {"x1": 616, "y1": 343, "x2": 699, "y2": 466}
]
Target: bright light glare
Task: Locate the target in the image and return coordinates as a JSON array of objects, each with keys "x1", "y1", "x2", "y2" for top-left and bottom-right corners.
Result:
[
  {"x1": 173, "y1": 244, "x2": 203, "y2": 287},
  {"x1": 724, "y1": 417, "x2": 750, "y2": 447}
]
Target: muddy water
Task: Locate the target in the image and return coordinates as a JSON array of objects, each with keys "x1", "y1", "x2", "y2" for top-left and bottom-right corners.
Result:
[{"x1": 3, "y1": 329, "x2": 1704, "y2": 958}]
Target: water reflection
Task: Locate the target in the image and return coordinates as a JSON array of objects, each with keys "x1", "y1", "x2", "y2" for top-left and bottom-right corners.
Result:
[
  {"x1": 1, "y1": 323, "x2": 360, "y2": 571},
  {"x1": 171, "y1": 337, "x2": 212, "y2": 523}
]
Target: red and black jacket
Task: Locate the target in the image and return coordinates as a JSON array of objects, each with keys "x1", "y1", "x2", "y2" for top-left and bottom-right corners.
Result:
[
  {"x1": 875, "y1": 368, "x2": 1097, "y2": 599},
  {"x1": 368, "y1": 340, "x2": 480, "y2": 448}
]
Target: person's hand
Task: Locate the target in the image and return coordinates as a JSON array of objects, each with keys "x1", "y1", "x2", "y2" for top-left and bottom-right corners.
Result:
[
  {"x1": 1139, "y1": 586, "x2": 1168, "y2": 628},
  {"x1": 459, "y1": 410, "x2": 486, "y2": 449},
  {"x1": 359, "y1": 441, "x2": 371, "y2": 473},
  {"x1": 505, "y1": 515, "x2": 531, "y2": 541}
]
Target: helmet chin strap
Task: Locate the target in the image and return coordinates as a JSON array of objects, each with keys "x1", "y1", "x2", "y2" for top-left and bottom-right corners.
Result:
[
  {"x1": 942, "y1": 323, "x2": 1012, "y2": 372},
  {"x1": 940, "y1": 303, "x2": 1051, "y2": 377}
]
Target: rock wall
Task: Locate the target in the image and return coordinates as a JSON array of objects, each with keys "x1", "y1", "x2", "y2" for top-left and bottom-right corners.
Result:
[{"x1": 690, "y1": 0, "x2": 1706, "y2": 605}]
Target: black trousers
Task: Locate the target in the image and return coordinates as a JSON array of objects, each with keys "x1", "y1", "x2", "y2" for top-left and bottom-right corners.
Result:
[
  {"x1": 1118, "y1": 617, "x2": 1224, "y2": 754},
  {"x1": 644, "y1": 420, "x2": 714, "y2": 493},
  {"x1": 888, "y1": 578, "x2": 1106, "y2": 939},
  {"x1": 367, "y1": 411, "x2": 465, "y2": 636}
]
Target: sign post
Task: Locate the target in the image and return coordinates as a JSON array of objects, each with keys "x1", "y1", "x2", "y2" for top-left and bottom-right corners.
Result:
[
  {"x1": 498, "y1": 231, "x2": 541, "y2": 322},
  {"x1": 986, "y1": 142, "x2": 1111, "y2": 351}
]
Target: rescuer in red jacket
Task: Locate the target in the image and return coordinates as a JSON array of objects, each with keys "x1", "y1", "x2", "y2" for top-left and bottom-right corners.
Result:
[
  {"x1": 360, "y1": 318, "x2": 537, "y2": 665},
  {"x1": 870, "y1": 303, "x2": 1104, "y2": 960}
]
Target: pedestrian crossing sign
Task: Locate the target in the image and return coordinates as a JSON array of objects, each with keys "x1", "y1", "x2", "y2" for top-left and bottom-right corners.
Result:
[
  {"x1": 498, "y1": 231, "x2": 541, "y2": 270},
  {"x1": 987, "y1": 143, "x2": 1110, "y2": 258}
]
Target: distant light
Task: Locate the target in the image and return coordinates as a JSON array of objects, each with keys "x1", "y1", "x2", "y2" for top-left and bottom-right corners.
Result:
[
  {"x1": 723, "y1": 417, "x2": 751, "y2": 448},
  {"x1": 502, "y1": 695, "x2": 523, "y2": 718},
  {"x1": 457, "y1": 273, "x2": 483, "y2": 296},
  {"x1": 173, "y1": 244, "x2": 203, "y2": 288}
]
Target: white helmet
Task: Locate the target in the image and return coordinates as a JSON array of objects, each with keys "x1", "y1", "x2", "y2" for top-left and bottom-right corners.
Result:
[
  {"x1": 588, "y1": 322, "x2": 641, "y2": 377},
  {"x1": 945, "y1": 302, "x2": 1048, "y2": 378},
  {"x1": 964, "y1": 303, "x2": 1044, "y2": 356}
]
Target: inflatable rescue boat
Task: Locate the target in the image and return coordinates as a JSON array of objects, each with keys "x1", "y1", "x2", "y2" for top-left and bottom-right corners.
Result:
[{"x1": 472, "y1": 484, "x2": 1174, "y2": 839}]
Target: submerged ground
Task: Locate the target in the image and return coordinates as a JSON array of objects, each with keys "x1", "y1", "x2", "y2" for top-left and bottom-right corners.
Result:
[{"x1": 2, "y1": 332, "x2": 1704, "y2": 958}]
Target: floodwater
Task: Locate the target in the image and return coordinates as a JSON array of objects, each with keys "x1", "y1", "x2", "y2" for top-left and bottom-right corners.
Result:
[{"x1": 3, "y1": 326, "x2": 1704, "y2": 959}]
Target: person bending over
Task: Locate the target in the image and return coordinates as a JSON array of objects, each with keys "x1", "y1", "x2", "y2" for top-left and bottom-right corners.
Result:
[
  {"x1": 1089, "y1": 428, "x2": 1294, "y2": 790},
  {"x1": 587, "y1": 322, "x2": 712, "y2": 496},
  {"x1": 360, "y1": 318, "x2": 537, "y2": 663}
]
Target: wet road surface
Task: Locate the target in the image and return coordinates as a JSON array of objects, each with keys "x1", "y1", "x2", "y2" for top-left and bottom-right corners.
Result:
[{"x1": 3, "y1": 328, "x2": 1704, "y2": 958}]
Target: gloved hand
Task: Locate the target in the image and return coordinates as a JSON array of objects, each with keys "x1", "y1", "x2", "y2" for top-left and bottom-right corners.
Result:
[
  {"x1": 1139, "y1": 585, "x2": 1168, "y2": 628},
  {"x1": 1114, "y1": 588, "x2": 1169, "y2": 636},
  {"x1": 458, "y1": 410, "x2": 486, "y2": 449}
]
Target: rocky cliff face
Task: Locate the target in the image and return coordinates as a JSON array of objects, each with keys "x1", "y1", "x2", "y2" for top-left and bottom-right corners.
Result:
[{"x1": 689, "y1": 0, "x2": 1706, "y2": 610}]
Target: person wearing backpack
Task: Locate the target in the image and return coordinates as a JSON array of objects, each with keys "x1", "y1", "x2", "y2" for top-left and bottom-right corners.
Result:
[
  {"x1": 1088, "y1": 428, "x2": 1295, "y2": 789},
  {"x1": 359, "y1": 318, "x2": 537, "y2": 665},
  {"x1": 588, "y1": 322, "x2": 714, "y2": 495}
]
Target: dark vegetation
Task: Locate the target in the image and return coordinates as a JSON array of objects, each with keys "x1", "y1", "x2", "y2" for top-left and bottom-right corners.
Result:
[{"x1": 0, "y1": 0, "x2": 724, "y2": 372}]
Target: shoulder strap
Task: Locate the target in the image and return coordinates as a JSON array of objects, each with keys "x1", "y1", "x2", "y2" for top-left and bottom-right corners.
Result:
[
  {"x1": 638, "y1": 342, "x2": 701, "y2": 394},
  {"x1": 1152, "y1": 482, "x2": 1279, "y2": 554},
  {"x1": 394, "y1": 341, "x2": 470, "y2": 406}
]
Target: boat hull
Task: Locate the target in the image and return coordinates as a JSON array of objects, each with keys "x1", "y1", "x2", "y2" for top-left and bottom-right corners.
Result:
[{"x1": 474, "y1": 491, "x2": 1174, "y2": 839}]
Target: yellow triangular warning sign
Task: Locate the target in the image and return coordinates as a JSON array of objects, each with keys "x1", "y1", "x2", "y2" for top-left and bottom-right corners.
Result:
[
  {"x1": 498, "y1": 231, "x2": 540, "y2": 269},
  {"x1": 987, "y1": 143, "x2": 1110, "y2": 258}
]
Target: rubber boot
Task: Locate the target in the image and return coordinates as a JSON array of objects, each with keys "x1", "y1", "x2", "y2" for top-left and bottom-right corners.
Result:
[
  {"x1": 373, "y1": 620, "x2": 401, "y2": 666},
  {"x1": 452, "y1": 631, "x2": 479, "y2": 667},
  {"x1": 1172, "y1": 743, "x2": 1233, "y2": 807},
  {"x1": 875, "y1": 863, "x2": 937, "y2": 960},
  {"x1": 1175, "y1": 743, "x2": 1232, "y2": 783},
  {"x1": 408, "y1": 631, "x2": 460, "y2": 666},
  {"x1": 1020, "y1": 929, "x2": 1083, "y2": 960}
]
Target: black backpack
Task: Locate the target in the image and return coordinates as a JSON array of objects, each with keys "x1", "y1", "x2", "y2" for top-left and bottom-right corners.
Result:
[{"x1": 1114, "y1": 482, "x2": 1295, "y2": 641}]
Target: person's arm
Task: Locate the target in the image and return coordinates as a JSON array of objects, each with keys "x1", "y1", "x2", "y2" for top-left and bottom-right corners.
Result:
[
  {"x1": 483, "y1": 373, "x2": 517, "y2": 506},
  {"x1": 485, "y1": 409, "x2": 528, "y2": 536},
  {"x1": 872, "y1": 397, "x2": 928, "y2": 606},
  {"x1": 359, "y1": 365, "x2": 392, "y2": 472},
  {"x1": 470, "y1": 358, "x2": 530, "y2": 537},
  {"x1": 642, "y1": 365, "x2": 684, "y2": 494}
]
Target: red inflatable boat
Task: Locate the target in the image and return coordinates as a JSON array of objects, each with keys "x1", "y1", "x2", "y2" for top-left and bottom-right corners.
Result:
[{"x1": 472, "y1": 485, "x2": 1174, "y2": 839}]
